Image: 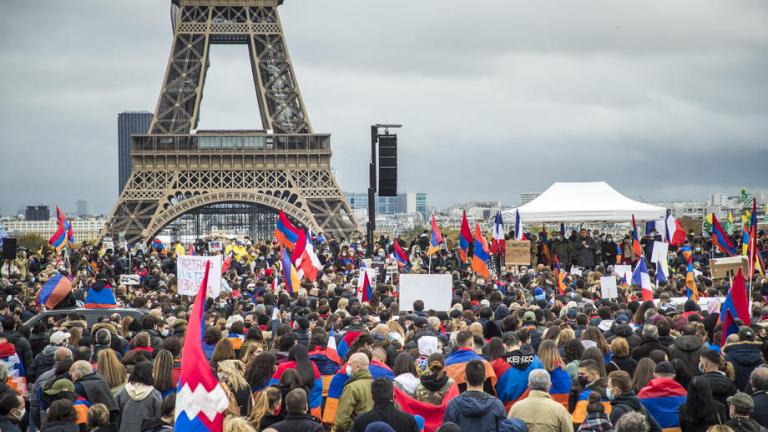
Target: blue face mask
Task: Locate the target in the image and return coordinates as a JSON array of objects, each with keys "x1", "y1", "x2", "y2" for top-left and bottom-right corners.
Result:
[{"x1": 606, "y1": 387, "x2": 615, "y2": 401}]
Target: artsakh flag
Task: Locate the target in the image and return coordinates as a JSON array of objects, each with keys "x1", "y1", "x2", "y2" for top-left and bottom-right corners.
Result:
[
  {"x1": 711, "y1": 213, "x2": 736, "y2": 256},
  {"x1": 471, "y1": 224, "x2": 491, "y2": 278},
  {"x1": 427, "y1": 214, "x2": 444, "y2": 256},
  {"x1": 631, "y1": 214, "x2": 644, "y2": 259},
  {"x1": 491, "y1": 351, "x2": 543, "y2": 411},
  {"x1": 394, "y1": 384, "x2": 460, "y2": 432},
  {"x1": 459, "y1": 211, "x2": 473, "y2": 263},
  {"x1": 175, "y1": 261, "x2": 228, "y2": 432},
  {"x1": 720, "y1": 269, "x2": 750, "y2": 346},
  {"x1": 322, "y1": 360, "x2": 394, "y2": 427},
  {"x1": 0, "y1": 342, "x2": 27, "y2": 397}
]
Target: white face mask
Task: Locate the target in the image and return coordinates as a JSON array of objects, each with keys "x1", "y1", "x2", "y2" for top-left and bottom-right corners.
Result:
[
  {"x1": 346, "y1": 365, "x2": 353, "y2": 376},
  {"x1": 14, "y1": 407, "x2": 25, "y2": 422}
]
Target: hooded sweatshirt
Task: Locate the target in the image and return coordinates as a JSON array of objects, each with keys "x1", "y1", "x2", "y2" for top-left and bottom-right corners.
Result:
[
  {"x1": 444, "y1": 390, "x2": 507, "y2": 432},
  {"x1": 115, "y1": 383, "x2": 162, "y2": 432}
]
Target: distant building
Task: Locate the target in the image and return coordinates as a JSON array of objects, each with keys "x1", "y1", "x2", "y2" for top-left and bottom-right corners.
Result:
[
  {"x1": 76, "y1": 200, "x2": 90, "y2": 217},
  {"x1": 25, "y1": 205, "x2": 50, "y2": 221},
  {"x1": 520, "y1": 193, "x2": 540, "y2": 205},
  {"x1": 118, "y1": 111, "x2": 153, "y2": 194},
  {"x1": 1, "y1": 217, "x2": 106, "y2": 243},
  {"x1": 344, "y1": 192, "x2": 428, "y2": 218}
]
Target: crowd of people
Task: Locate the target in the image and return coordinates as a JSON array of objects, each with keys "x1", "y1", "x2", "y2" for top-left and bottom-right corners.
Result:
[{"x1": 0, "y1": 225, "x2": 766, "y2": 432}]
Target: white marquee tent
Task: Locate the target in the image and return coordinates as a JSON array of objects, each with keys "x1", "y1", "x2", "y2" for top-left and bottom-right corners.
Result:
[{"x1": 504, "y1": 182, "x2": 666, "y2": 223}]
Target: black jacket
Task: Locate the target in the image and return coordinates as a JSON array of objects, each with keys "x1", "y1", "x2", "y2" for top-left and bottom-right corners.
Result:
[
  {"x1": 751, "y1": 390, "x2": 768, "y2": 429},
  {"x1": 724, "y1": 342, "x2": 763, "y2": 391},
  {"x1": 609, "y1": 392, "x2": 662, "y2": 432},
  {"x1": 669, "y1": 335, "x2": 708, "y2": 378},
  {"x1": 607, "y1": 355, "x2": 637, "y2": 376},
  {"x1": 75, "y1": 373, "x2": 120, "y2": 422},
  {"x1": 29, "y1": 345, "x2": 58, "y2": 383},
  {"x1": 352, "y1": 402, "x2": 420, "y2": 432},
  {"x1": 40, "y1": 421, "x2": 80, "y2": 432},
  {"x1": 631, "y1": 338, "x2": 671, "y2": 362},
  {"x1": 679, "y1": 401, "x2": 728, "y2": 432},
  {"x1": 270, "y1": 412, "x2": 323, "y2": 432},
  {"x1": 697, "y1": 371, "x2": 736, "y2": 407},
  {"x1": 0, "y1": 416, "x2": 21, "y2": 432}
]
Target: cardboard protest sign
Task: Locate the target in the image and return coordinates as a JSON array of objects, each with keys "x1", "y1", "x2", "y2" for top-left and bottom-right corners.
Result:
[
  {"x1": 614, "y1": 265, "x2": 632, "y2": 283},
  {"x1": 711, "y1": 256, "x2": 748, "y2": 280},
  {"x1": 119, "y1": 274, "x2": 140, "y2": 286},
  {"x1": 177, "y1": 255, "x2": 223, "y2": 297},
  {"x1": 399, "y1": 274, "x2": 452, "y2": 311},
  {"x1": 504, "y1": 240, "x2": 531, "y2": 266},
  {"x1": 600, "y1": 276, "x2": 618, "y2": 299}
]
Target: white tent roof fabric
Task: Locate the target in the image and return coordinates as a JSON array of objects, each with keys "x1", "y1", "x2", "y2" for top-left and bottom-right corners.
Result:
[{"x1": 505, "y1": 182, "x2": 666, "y2": 223}]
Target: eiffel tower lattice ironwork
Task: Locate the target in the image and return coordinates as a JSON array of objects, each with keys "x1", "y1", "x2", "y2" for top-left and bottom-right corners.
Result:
[{"x1": 105, "y1": 0, "x2": 360, "y2": 243}]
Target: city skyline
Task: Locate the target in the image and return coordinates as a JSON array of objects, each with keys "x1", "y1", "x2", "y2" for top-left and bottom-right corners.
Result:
[{"x1": 1, "y1": 1, "x2": 766, "y2": 215}]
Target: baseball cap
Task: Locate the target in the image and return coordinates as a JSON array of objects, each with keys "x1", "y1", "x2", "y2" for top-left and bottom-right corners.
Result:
[
  {"x1": 654, "y1": 361, "x2": 675, "y2": 374},
  {"x1": 727, "y1": 392, "x2": 754, "y2": 412},
  {"x1": 44, "y1": 379, "x2": 75, "y2": 395},
  {"x1": 50, "y1": 331, "x2": 71, "y2": 346},
  {"x1": 738, "y1": 326, "x2": 755, "y2": 341}
]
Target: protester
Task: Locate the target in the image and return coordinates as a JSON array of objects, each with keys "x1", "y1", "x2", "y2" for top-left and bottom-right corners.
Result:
[
  {"x1": 43, "y1": 399, "x2": 79, "y2": 432},
  {"x1": 352, "y1": 377, "x2": 420, "y2": 432},
  {"x1": 749, "y1": 367, "x2": 768, "y2": 428},
  {"x1": 270, "y1": 388, "x2": 323, "y2": 432},
  {"x1": 414, "y1": 352, "x2": 455, "y2": 405},
  {"x1": 723, "y1": 327, "x2": 763, "y2": 391},
  {"x1": 637, "y1": 361, "x2": 686, "y2": 432},
  {"x1": 444, "y1": 359, "x2": 506, "y2": 431},
  {"x1": 114, "y1": 360, "x2": 162, "y2": 432},
  {"x1": 679, "y1": 377, "x2": 728, "y2": 432},
  {"x1": 698, "y1": 350, "x2": 737, "y2": 407},
  {"x1": 335, "y1": 353, "x2": 374, "y2": 432},
  {"x1": 724, "y1": 392, "x2": 761, "y2": 432},
  {"x1": 578, "y1": 392, "x2": 614, "y2": 432},
  {"x1": 606, "y1": 371, "x2": 661, "y2": 432},
  {"x1": 508, "y1": 368, "x2": 574, "y2": 432}
]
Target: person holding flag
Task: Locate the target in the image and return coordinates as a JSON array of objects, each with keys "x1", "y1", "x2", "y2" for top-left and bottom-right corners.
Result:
[
  {"x1": 393, "y1": 238, "x2": 410, "y2": 269},
  {"x1": 711, "y1": 213, "x2": 736, "y2": 256},
  {"x1": 720, "y1": 269, "x2": 750, "y2": 346},
  {"x1": 274, "y1": 209, "x2": 306, "y2": 262},
  {"x1": 280, "y1": 247, "x2": 301, "y2": 295},
  {"x1": 685, "y1": 255, "x2": 699, "y2": 302},
  {"x1": 553, "y1": 255, "x2": 566, "y2": 295},
  {"x1": 631, "y1": 214, "x2": 644, "y2": 260},
  {"x1": 632, "y1": 256, "x2": 654, "y2": 302}
]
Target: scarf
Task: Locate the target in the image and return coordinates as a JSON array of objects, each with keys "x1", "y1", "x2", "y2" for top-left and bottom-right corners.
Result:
[{"x1": 419, "y1": 372, "x2": 448, "y2": 392}]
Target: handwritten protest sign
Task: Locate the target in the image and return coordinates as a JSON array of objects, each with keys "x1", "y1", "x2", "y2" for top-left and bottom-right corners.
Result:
[
  {"x1": 177, "y1": 255, "x2": 222, "y2": 297},
  {"x1": 119, "y1": 274, "x2": 140, "y2": 286},
  {"x1": 504, "y1": 240, "x2": 531, "y2": 266}
]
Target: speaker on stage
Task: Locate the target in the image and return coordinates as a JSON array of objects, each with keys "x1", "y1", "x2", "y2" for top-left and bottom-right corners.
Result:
[{"x1": 378, "y1": 135, "x2": 398, "y2": 197}]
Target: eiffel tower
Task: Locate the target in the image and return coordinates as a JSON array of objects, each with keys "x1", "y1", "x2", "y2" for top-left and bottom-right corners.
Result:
[{"x1": 105, "y1": 0, "x2": 360, "y2": 243}]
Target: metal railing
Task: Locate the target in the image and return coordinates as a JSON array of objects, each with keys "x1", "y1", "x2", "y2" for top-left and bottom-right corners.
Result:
[{"x1": 132, "y1": 133, "x2": 330, "y2": 152}]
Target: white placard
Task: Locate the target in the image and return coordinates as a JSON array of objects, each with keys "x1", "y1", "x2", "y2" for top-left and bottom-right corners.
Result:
[
  {"x1": 103, "y1": 237, "x2": 115, "y2": 251},
  {"x1": 177, "y1": 255, "x2": 222, "y2": 298},
  {"x1": 651, "y1": 241, "x2": 669, "y2": 265},
  {"x1": 614, "y1": 265, "x2": 632, "y2": 282},
  {"x1": 570, "y1": 266, "x2": 583, "y2": 276},
  {"x1": 398, "y1": 274, "x2": 453, "y2": 311},
  {"x1": 600, "y1": 276, "x2": 618, "y2": 299},
  {"x1": 208, "y1": 241, "x2": 223, "y2": 253},
  {"x1": 119, "y1": 274, "x2": 140, "y2": 286}
]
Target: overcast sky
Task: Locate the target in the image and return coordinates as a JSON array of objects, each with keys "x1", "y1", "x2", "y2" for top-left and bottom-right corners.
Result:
[{"x1": 1, "y1": 0, "x2": 766, "y2": 216}]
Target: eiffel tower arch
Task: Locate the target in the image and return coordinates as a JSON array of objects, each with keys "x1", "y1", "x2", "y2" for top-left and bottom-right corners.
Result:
[{"x1": 105, "y1": 0, "x2": 360, "y2": 243}]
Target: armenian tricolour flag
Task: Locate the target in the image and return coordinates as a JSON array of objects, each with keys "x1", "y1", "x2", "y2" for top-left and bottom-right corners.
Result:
[
  {"x1": 685, "y1": 256, "x2": 699, "y2": 302},
  {"x1": 444, "y1": 348, "x2": 497, "y2": 391},
  {"x1": 571, "y1": 387, "x2": 612, "y2": 425},
  {"x1": 308, "y1": 331, "x2": 341, "y2": 398},
  {"x1": 491, "y1": 351, "x2": 543, "y2": 410},
  {"x1": 459, "y1": 211, "x2": 473, "y2": 263},
  {"x1": 427, "y1": 214, "x2": 444, "y2": 256},
  {"x1": 720, "y1": 269, "x2": 750, "y2": 346},
  {"x1": 358, "y1": 269, "x2": 373, "y2": 303},
  {"x1": 393, "y1": 239, "x2": 409, "y2": 268},
  {"x1": 269, "y1": 360, "x2": 324, "y2": 419},
  {"x1": 336, "y1": 330, "x2": 362, "y2": 362},
  {"x1": 638, "y1": 378, "x2": 687, "y2": 432},
  {"x1": 48, "y1": 207, "x2": 74, "y2": 252},
  {"x1": 36, "y1": 274, "x2": 72, "y2": 309},
  {"x1": 274, "y1": 210, "x2": 306, "y2": 262},
  {"x1": 747, "y1": 198, "x2": 765, "y2": 278},
  {"x1": 84, "y1": 282, "x2": 117, "y2": 309},
  {"x1": 711, "y1": 213, "x2": 736, "y2": 256},
  {"x1": 0, "y1": 342, "x2": 27, "y2": 397},
  {"x1": 321, "y1": 360, "x2": 393, "y2": 427},
  {"x1": 471, "y1": 224, "x2": 491, "y2": 278},
  {"x1": 547, "y1": 367, "x2": 572, "y2": 409},
  {"x1": 175, "y1": 262, "x2": 229, "y2": 432},
  {"x1": 280, "y1": 247, "x2": 301, "y2": 295}
]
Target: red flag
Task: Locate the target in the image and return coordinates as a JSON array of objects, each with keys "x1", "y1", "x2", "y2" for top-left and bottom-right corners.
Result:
[{"x1": 394, "y1": 384, "x2": 460, "y2": 432}]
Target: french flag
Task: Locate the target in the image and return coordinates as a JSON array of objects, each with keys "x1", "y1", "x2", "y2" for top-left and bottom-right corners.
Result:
[
  {"x1": 515, "y1": 210, "x2": 527, "y2": 241},
  {"x1": 296, "y1": 231, "x2": 322, "y2": 282},
  {"x1": 665, "y1": 211, "x2": 686, "y2": 247},
  {"x1": 631, "y1": 214, "x2": 643, "y2": 259},
  {"x1": 175, "y1": 262, "x2": 229, "y2": 431},
  {"x1": 490, "y1": 211, "x2": 506, "y2": 255},
  {"x1": 720, "y1": 269, "x2": 750, "y2": 346},
  {"x1": 632, "y1": 256, "x2": 654, "y2": 302}
]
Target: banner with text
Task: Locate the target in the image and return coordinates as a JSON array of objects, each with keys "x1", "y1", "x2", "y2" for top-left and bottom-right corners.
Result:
[{"x1": 177, "y1": 255, "x2": 223, "y2": 297}]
